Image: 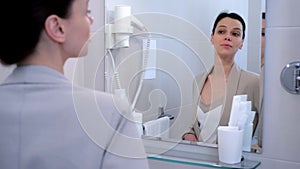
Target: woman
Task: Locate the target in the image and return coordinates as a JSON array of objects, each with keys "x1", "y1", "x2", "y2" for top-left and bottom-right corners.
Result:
[
  {"x1": 182, "y1": 12, "x2": 259, "y2": 143},
  {"x1": 0, "y1": 0, "x2": 149, "y2": 169}
]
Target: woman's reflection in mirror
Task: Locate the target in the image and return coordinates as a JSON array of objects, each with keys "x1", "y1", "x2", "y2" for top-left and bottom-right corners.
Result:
[{"x1": 182, "y1": 12, "x2": 260, "y2": 147}]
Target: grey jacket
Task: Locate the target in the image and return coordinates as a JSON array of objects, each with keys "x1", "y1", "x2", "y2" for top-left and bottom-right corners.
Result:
[{"x1": 0, "y1": 65, "x2": 149, "y2": 169}]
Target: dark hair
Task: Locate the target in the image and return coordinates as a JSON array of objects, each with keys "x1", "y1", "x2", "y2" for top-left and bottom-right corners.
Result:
[
  {"x1": 0, "y1": 0, "x2": 74, "y2": 65},
  {"x1": 262, "y1": 12, "x2": 265, "y2": 19},
  {"x1": 211, "y1": 12, "x2": 246, "y2": 40}
]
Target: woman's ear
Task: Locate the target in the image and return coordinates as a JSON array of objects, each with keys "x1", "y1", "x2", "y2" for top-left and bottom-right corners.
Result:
[
  {"x1": 44, "y1": 15, "x2": 66, "y2": 43},
  {"x1": 239, "y1": 40, "x2": 244, "y2": 49},
  {"x1": 210, "y1": 34, "x2": 214, "y2": 44}
]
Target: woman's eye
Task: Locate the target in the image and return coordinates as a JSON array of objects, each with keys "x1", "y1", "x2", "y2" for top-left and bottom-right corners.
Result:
[
  {"x1": 232, "y1": 32, "x2": 241, "y2": 37},
  {"x1": 87, "y1": 9, "x2": 92, "y2": 15},
  {"x1": 218, "y1": 30, "x2": 225, "y2": 34}
]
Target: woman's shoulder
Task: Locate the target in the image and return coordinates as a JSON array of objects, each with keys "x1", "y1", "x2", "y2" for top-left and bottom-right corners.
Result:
[
  {"x1": 240, "y1": 69, "x2": 259, "y2": 80},
  {"x1": 72, "y1": 85, "x2": 117, "y2": 106},
  {"x1": 239, "y1": 69, "x2": 260, "y2": 87},
  {"x1": 233, "y1": 63, "x2": 258, "y2": 78}
]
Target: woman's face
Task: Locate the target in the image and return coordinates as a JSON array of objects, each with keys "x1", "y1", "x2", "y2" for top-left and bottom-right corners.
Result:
[
  {"x1": 210, "y1": 17, "x2": 244, "y2": 59},
  {"x1": 63, "y1": 0, "x2": 94, "y2": 58}
]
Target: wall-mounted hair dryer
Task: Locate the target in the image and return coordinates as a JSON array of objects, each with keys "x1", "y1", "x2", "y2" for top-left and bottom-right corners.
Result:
[
  {"x1": 105, "y1": 5, "x2": 146, "y2": 49},
  {"x1": 104, "y1": 5, "x2": 150, "y2": 116}
]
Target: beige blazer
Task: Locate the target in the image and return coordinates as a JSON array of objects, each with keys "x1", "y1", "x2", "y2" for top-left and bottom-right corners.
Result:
[
  {"x1": 257, "y1": 66, "x2": 264, "y2": 147},
  {"x1": 189, "y1": 63, "x2": 260, "y2": 141}
]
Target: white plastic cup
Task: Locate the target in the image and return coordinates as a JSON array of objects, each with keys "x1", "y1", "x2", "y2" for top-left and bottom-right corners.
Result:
[{"x1": 217, "y1": 126, "x2": 244, "y2": 164}]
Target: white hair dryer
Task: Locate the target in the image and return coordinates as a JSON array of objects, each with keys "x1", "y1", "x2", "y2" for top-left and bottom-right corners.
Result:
[{"x1": 105, "y1": 5, "x2": 146, "y2": 49}]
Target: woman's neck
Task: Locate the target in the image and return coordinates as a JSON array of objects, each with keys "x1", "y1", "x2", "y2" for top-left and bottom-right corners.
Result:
[
  {"x1": 213, "y1": 55, "x2": 234, "y2": 81},
  {"x1": 18, "y1": 35, "x2": 67, "y2": 73},
  {"x1": 18, "y1": 47, "x2": 66, "y2": 73}
]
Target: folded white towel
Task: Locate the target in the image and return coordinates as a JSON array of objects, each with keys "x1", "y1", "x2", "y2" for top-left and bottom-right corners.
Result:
[{"x1": 143, "y1": 116, "x2": 170, "y2": 138}]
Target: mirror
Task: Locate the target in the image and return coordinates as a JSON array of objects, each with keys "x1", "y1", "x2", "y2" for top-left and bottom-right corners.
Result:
[{"x1": 104, "y1": 0, "x2": 263, "y2": 154}]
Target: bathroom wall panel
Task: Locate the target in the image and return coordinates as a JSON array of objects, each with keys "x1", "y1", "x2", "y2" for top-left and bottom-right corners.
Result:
[
  {"x1": 263, "y1": 1, "x2": 300, "y2": 163},
  {"x1": 266, "y1": 0, "x2": 300, "y2": 27}
]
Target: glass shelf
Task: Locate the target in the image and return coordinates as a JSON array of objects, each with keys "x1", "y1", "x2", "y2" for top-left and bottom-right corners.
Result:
[{"x1": 143, "y1": 138, "x2": 261, "y2": 169}]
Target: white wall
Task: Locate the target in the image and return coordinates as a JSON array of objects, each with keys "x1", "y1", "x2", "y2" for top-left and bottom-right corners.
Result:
[{"x1": 106, "y1": 0, "x2": 251, "y2": 71}]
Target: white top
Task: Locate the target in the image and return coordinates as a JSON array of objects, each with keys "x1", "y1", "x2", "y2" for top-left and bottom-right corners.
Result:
[{"x1": 197, "y1": 105, "x2": 223, "y2": 144}]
